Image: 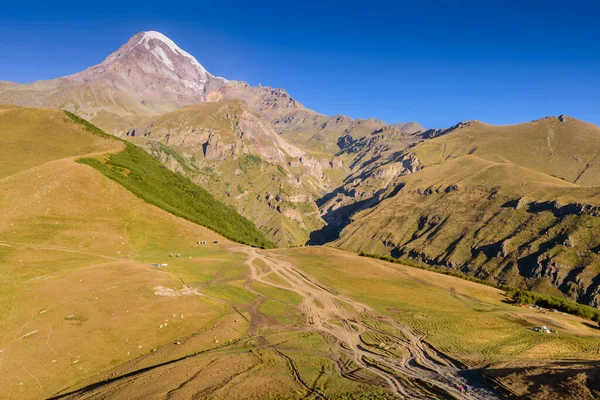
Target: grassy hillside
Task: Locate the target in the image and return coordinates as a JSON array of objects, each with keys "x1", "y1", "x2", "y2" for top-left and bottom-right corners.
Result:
[
  {"x1": 66, "y1": 112, "x2": 275, "y2": 249},
  {"x1": 284, "y1": 247, "x2": 600, "y2": 399},
  {"x1": 0, "y1": 106, "x2": 120, "y2": 179},
  {"x1": 415, "y1": 117, "x2": 600, "y2": 186},
  {"x1": 286, "y1": 247, "x2": 600, "y2": 364},
  {"x1": 0, "y1": 167, "x2": 252, "y2": 398},
  {"x1": 0, "y1": 114, "x2": 249, "y2": 398},
  {"x1": 0, "y1": 105, "x2": 374, "y2": 399}
]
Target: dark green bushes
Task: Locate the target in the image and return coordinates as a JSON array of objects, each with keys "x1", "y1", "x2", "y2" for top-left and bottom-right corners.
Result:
[
  {"x1": 507, "y1": 288, "x2": 600, "y2": 322},
  {"x1": 64, "y1": 111, "x2": 113, "y2": 139},
  {"x1": 77, "y1": 143, "x2": 275, "y2": 248}
]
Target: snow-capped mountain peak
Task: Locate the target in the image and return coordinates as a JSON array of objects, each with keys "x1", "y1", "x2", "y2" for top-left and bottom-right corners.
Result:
[
  {"x1": 66, "y1": 30, "x2": 228, "y2": 105},
  {"x1": 132, "y1": 31, "x2": 208, "y2": 74},
  {"x1": 98, "y1": 31, "x2": 215, "y2": 80}
]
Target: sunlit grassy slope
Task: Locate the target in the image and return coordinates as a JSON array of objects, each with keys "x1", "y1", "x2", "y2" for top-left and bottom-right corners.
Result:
[
  {"x1": 415, "y1": 117, "x2": 600, "y2": 186},
  {"x1": 0, "y1": 106, "x2": 377, "y2": 399},
  {"x1": 0, "y1": 118, "x2": 253, "y2": 398},
  {"x1": 0, "y1": 106, "x2": 119, "y2": 179},
  {"x1": 0, "y1": 106, "x2": 251, "y2": 398}
]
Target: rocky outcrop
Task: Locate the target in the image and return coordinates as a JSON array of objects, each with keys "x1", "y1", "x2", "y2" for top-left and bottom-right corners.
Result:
[
  {"x1": 299, "y1": 156, "x2": 324, "y2": 178},
  {"x1": 334, "y1": 179, "x2": 600, "y2": 307},
  {"x1": 421, "y1": 120, "x2": 478, "y2": 139},
  {"x1": 337, "y1": 134, "x2": 355, "y2": 150},
  {"x1": 204, "y1": 132, "x2": 224, "y2": 160},
  {"x1": 529, "y1": 200, "x2": 600, "y2": 217},
  {"x1": 208, "y1": 81, "x2": 301, "y2": 115},
  {"x1": 330, "y1": 159, "x2": 343, "y2": 168}
]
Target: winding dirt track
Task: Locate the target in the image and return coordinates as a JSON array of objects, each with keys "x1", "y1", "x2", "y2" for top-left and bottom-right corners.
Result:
[
  {"x1": 238, "y1": 246, "x2": 503, "y2": 400},
  {"x1": 48, "y1": 245, "x2": 506, "y2": 399}
]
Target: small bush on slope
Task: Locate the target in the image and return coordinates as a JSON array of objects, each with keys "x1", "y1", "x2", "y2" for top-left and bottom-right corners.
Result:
[{"x1": 65, "y1": 111, "x2": 275, "y2": 249}]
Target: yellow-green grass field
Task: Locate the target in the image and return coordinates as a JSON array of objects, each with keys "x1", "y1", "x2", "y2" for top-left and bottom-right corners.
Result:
[
  {"x1": 0, "y1": 106, "x2": 121, "y2": 180},
  {"x1": 0, "y1": 152, "x2": 259, "y2": 399},
  {"x1": 0, "y1": 108, "x2": 259, "y2": 398},
  {"x1": 281, "y1": 247, "x2": 600, "y2": 365}
]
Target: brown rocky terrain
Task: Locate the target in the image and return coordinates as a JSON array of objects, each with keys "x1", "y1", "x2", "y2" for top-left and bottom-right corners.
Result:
[
  {"x1": 333, "y1": 117, "x2": 600, "y2": 307},
  {"x1": 122, "y1": 100, "x2": 331, "y2": 246},
  {"x1": 208, "y1": 80, "x2": 423, "y2": 155},
  {"x1": 484, "y1": 360, "x2": 600, "y2": 399}
]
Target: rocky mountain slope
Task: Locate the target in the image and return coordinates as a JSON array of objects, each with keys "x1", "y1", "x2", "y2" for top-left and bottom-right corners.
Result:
[
  {"x1": 122, "y1": 99, "x2": 334, "y2": 246},
  {"x1": 334, "y1": 117, "x2": 600, "y2": 307},
  {"x1": 0, "y1": 31, "x2": 423, "y2": 246},
  {"x1": 0, "y1": 31, "x2": 226, "y2": 133},
  {"x1": 208, "y1": 80, "x2": 424, "y2": 155}
]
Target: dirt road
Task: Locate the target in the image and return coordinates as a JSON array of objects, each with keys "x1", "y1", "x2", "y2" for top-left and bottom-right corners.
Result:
[{"x1": 239, "y1": 246, "x2": 503, "y2": 400}]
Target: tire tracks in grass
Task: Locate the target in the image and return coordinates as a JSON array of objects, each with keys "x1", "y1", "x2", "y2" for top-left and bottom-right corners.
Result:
[{"x1": 237, "y1": 246, "x2": 505, "y2": 400}]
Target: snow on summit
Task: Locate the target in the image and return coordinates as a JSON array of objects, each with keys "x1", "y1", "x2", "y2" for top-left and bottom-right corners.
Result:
[
  {"x1": 96, "y1": 30, "x2": 227, "y2": 82},
  {"x1": 62, "y1": 30, "x2": 229, "y2": 111},
  {"x1": 133, "y1": 31, "x2": 208, "y2": 73}
]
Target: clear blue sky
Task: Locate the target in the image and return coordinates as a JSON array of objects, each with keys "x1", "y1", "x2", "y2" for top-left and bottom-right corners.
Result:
[{"x1": 1, "y1": 0, "x2": 599, "y2": 128}]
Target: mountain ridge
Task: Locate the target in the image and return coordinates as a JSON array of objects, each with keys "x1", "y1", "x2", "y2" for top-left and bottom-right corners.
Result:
[{"x1": 2, "y1": 31, "x2": 600, "y2": 307}]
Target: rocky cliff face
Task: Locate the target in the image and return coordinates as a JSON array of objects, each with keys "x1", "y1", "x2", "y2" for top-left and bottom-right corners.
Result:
[
  {"x1": 309, "y1": 124, "x2": 427, "y2": 244},
  {"x1": 333, "y1": 121, "x2": 600, "y2": 307},
  {"x1": 122, "y1": 100, "x2": 330, "y2": 246},
  {"x1": 208, "y1": 81, "x2": 423, "y2": 156},
  {"x1": 204, "y1": 132, "x2": 224, "y2": 160},
  {"x1": 337, "y1": 184, "x2": 600, "y2": 307}
]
